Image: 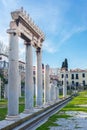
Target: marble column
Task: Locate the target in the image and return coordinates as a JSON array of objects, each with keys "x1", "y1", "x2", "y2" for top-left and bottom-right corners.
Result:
[
  {"x1": 36, "y1": 48, "x2": 43, "y2": 106},
  {"x1": 50, "y1": 83, "x2": 55, "y2": 101},
  {"x1": 24, "y1": 42, "x2": 34, "y2": 113},
  {"x1": 63, "y1": 72, "x2": 67, "y2": 98},
  {"x1": 7, "y1": 32, "x2": 19, "y2": 118},
  {"x1": 4, "y1": 84, "x2": 8, "y2": 99},
  {"x1": 55, "y1": 86, "x2": 59, "y2": 100},
  {"x1": 19, "y1": 72, "x2": 21, "y2": 97},
  {"x1": 54, "y1": 85, "x2": 56, "y2": 100},
  {"x1": 49, "y1": 83, "x2": 51, "y2": 102},
  {"x1": 0, "y1": 78, "x2": 1, "y2": 100},
  {"x1": 44, "y1": 65, "x2": 50, "y2": 104}
]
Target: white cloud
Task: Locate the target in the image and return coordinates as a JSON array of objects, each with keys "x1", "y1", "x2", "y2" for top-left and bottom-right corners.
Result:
[
  {"x1": 59, "y1": 26, "x2": 87, "y2": 46},
  {"x1": 43, "y1": 40, "x2": 57, "y2": 53},
  {"x1": 1, "y1": 0, "x2": 20, "y2": 8}
]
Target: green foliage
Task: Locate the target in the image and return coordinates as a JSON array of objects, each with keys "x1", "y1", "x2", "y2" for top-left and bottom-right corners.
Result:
[{"x1": 61, "y1": 58, "x2": 68, "y2": 70}]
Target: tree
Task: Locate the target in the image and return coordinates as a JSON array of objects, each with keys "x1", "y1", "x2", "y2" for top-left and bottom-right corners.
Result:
[
  {"x1": 61, "y1": 58, "x2": 68, "y2": 71},
  {"x1": 64, "y1": 58, "x2": 68, "y2": 71},
  {"x1": 61, "y1": 62, "x2": 65, "y2": 68},
  {"x1": 0, "y1": 41, "x2": 9, "y2": 56}
]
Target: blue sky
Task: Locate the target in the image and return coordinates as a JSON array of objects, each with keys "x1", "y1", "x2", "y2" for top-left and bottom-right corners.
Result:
[{"x1": 0, "y1": 0, "x2": 87, "y2": 69}]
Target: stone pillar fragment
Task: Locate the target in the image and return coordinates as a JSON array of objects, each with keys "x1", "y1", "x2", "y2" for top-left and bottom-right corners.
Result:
[
  {"x1": 63, "y1": 72, "x2": 67, "y2": 98},
  {"x1": 24, "y1": 42, "x2": 34, "y2": 113},
  {"x1": 55, "y1": 86, "x2": 59, "y2": 100},
  {"x1": 7, "y1": 32, "x2": 19, "y2": 118},
  {"x1": 19, "y1": 73, "x2": 21, "y2": 97},
  {"x1": 36, "y1": 48, "x2": 43, "y2": 106},
  {"x1": 50, "y1": 83, "x2": 55, "y2": 101},
  {"x1": 4, "y1": 84, "x2": 8, "y2": 99},
  {"x1": 44, "y1": 65, "x2": 50, "y2": 104}
]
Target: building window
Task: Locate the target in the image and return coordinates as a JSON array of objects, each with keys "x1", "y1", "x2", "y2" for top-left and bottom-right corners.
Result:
[
  {"x1": 82, "y1": 73, "x2": 85, "y2": 78},
  {"x1": 67, "y1": 81, "x2": 68, "y2": 85},
  {"x1": 76, "y1": 74, "x2": 79, "y2": 79},
  {"x1": 83, "y1": 80, "x2": 85, "y2": 86},
  {"x1": 62, "y1": 80, "x2": 63, "y2": 85},
  {"x1": 71, "y1": 74, "x2": 74, "y2": 79},
  {"x1": 76, "y1": 82, "x2": 79, "y2": 86},
  {"x1": 72, "y1": 81, "x2": 74, "y2": 85},
  {"x1": 33, "y1": 71, "x2": 35, "y2": 75},
  {"x1": 61, "y1": 74, "x2": 64, "y2": 78},
  {"x1": 66, "y1": 74, "x2": 68, "y2": 78},
  {"x1": 0, "y1": 57, "x2": 2, "y2": 60}
]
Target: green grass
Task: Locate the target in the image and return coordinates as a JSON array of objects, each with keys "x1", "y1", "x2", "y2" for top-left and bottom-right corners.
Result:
[
  {"x1": 0, "y1": 107, "x2": 7, "y2": 120},
  {"x1": 37, "y1": 90, "x2": 87, "y2": 130},
  {"x1": 36, "y1": 111, "x2": 72, "y2": 130},
  {"x1": 62, "y1": 90, "x2": 87, "y2": 112},
  {"x1": 0, "y1": 97, "x2": 25, "y2": 120},
  {"x1": 0, "y1": 104, "x2": 25, "y2": 121},
  {"x1": 0, "y1": 96, "x2": 36, "y2": 120}
]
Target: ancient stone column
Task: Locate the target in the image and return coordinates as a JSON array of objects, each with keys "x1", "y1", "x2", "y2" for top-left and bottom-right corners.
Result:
[
  {"x1": 63, "y1": 72, "x2": 67, "y2": 98},
  {"x1": 4, "y1": 84, "x2": 8, "y2": 99},
  {"x1": 36, "y1": 48, "x2": 43, "y2": 106},
  {"x1": 58, "y1": 87, "x2": 59, "y2": 100},
  {"x1": 7, "y1": 32, "x2": 19, "y2": 118},
  {"x1": 44, "y1": 65, "x2": 50, "y2": 104},
  {"x1": 49, "y1": 83, "x2": 51, "y2": 102},
  {"x1": 54, "y1": 85, "x2": 56, "y2": 100},
  {"x1": 55, "y1": 86, "x2": 59, "y2": 100},
  {"x1": 0, "y1": 78, "x2": 1, "y2": 100},
  {"x1": 24, "y1": 42, "x2": 34, "y2": 113},
  {"x1": 19, "y1": 72, "x2": 21, "y2": 97},
  {"x1": 50, "y1": 83, "x2": 55, "y2": 101},
  {"x1": 52, "y1": 81, "x2": 56, "y2": 101}
]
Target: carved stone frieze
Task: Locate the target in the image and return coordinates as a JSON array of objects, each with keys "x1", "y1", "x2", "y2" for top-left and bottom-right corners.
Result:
[{"x1": 7, "y1": 7, "x2": 45, "y2": 48}]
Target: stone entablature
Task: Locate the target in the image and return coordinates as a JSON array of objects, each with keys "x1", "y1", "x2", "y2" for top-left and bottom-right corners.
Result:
[{"x1": 7, "y1": 7, "x2": 45, "y2": 48}]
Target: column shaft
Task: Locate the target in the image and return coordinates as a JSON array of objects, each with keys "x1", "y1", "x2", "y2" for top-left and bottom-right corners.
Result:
[
  {"x1": 44, "y1": 65, "x2": 50, "y2": 103},
  {"x1": 8, "y1": 33, "x2": 19, "y2": 116},
  {"x1": 19, "y1": 73, "x2": 21, "y2": 97},
  {"x1": 63, "y1": 73, "x2": 67, "y2": 97},
  {"x1": 4, "y1": 84, "x2": 8, "y2": 99},
  {"x1": 36, "y1": 48, "x2": 43, "y2": 106},
  {"x1": 56, "y1": 87, "x2": 59, "y2": 100},
  {"x1": 25, "y1": 43, "x2": 33, "y2": 111},
  {"x1": 50, "y1": 83, "x2": 55, "y2": 101}
]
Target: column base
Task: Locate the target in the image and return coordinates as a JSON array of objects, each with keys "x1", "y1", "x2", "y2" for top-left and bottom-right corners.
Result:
[
  {"x1": 6, "y1": 115, "x2": 20, "y2": 121},
  {"x1": 35, "y1": 105, "x2": 44, "y2": 109},
  {"x1": 23, "y1": 108, "x2": 34, "y2": 114},
  {"x1": 43, "y1": 102, "x2": 51, "y2": 107}
]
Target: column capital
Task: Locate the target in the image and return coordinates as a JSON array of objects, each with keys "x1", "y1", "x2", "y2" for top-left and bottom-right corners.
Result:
[{"x1": 7, "y1": 29, "x2": 19, "y2": 35}]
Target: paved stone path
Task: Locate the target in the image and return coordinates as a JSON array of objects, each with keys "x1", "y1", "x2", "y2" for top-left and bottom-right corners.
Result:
[{"x1": 50, "y1": 111, "x2": 87, "y2": 130}]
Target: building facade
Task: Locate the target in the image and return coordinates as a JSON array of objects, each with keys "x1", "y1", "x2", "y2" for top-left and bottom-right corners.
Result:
[{"x1": 59, "y1": 69, "x2": 87, "y2": 88}]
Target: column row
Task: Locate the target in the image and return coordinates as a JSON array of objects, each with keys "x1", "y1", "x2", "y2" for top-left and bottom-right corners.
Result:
[
  {"x1": 7, "y1": 32, "x2": 65, "y2": 119},
  {"x1": 7, "y1": 32, "x2": 43, "y2": 119}
]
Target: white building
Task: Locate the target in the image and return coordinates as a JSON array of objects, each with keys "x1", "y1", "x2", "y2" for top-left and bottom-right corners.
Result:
[
  {"x1": 59, "y1": 68, "x2": 87, "y2": 88},
  {"x1": 0, "y1": 54, "x2": 8, "y2": 69}
]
